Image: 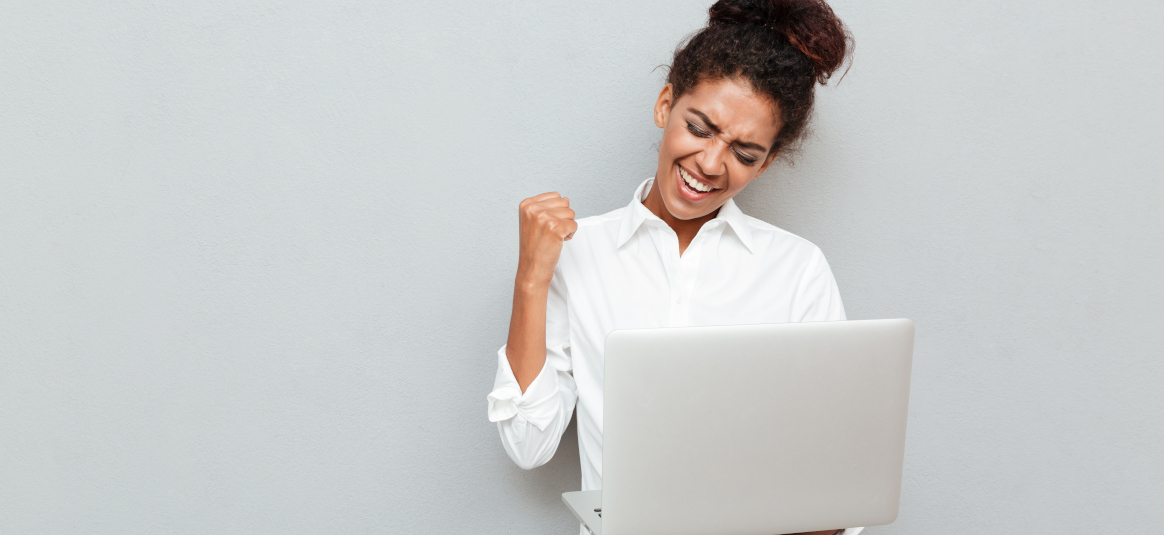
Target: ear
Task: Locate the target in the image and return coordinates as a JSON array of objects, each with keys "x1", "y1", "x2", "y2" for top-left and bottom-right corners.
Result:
[
  {"x1": 756, "y1": 150, "x2": 780, "y2": 176},
  {"x1": 654, "y1": 84, "x2": 674, "y2": 129}
]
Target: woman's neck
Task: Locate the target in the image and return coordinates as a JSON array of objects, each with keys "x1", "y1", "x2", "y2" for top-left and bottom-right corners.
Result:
[{"x1": 641, "y1": 178, "x2": 718, "y2": 255}]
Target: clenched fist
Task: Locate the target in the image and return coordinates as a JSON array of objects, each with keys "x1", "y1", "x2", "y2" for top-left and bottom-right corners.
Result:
[{"x1": 516, "y1": 192, "x2": 577, "y2": 287}]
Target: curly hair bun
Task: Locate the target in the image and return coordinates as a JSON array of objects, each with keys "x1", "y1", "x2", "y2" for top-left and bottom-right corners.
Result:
[
  {"x1": 667, "y1": 0, "x2": 853, "y2": 154},
  {"x1": 709, "y1": 0, "x2": 850, "y2": 84}
]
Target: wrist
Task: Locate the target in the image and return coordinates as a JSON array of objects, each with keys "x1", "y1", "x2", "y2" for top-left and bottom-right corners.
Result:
[
  {"x1": 513, "y1": 278, "x2": 550, "y2": 300},
  {"x1": 514, "y1": 266, "x2": 554, "y2": 293}
]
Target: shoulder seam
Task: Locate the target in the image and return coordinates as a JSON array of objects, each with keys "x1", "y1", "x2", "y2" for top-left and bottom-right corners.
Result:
[{"x1": 741, "y1": 214, "x2": 803, "y2": 240}]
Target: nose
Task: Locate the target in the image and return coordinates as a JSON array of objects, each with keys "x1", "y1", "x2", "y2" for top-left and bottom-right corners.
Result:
[{"x1": 696, "y1": 136, "x2": 729, "y2": 177}]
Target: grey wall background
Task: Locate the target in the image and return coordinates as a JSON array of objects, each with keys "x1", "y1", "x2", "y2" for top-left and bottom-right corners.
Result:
[{"x1": 2, "y1": 0, "x2": 1161, "y2": 533}]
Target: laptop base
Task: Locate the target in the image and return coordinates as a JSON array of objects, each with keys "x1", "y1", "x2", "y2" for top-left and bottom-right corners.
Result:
[{"x1": 562, "y1": 490, "x2": 602, "y2": 535}]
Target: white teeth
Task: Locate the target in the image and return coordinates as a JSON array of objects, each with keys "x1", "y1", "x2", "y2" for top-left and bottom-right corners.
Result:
[{"x1": 679, "y1": 167, "x2": 713, "y2": 193}]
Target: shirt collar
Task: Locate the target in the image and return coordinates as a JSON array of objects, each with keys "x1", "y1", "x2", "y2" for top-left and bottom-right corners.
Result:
[
  {"x1": 616, "y1": 177, "x2": 755, "y2": 254},
  {"x1": 715, "y1": 192, "x2": 755, "y2": 253}
]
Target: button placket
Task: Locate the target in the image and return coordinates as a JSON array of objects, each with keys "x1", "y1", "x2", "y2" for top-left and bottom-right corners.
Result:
[
  {"x1": 677, "y1": 222, "x2": 718, "y2": 323},
  {"x1": 673, "y1": 223, "x2": 713, "y2": 326},
  {"x1": 650, "y1": 224, "x2": 688, "y2": 326}
]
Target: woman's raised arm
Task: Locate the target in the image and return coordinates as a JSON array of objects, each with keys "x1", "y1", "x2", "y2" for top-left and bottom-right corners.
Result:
[
  {"x1": 485, "y1": 192, "x2": 578, "y2": 470},
  {"x1": 506, "y1": 192, "x2": 576, "y2": 391}
]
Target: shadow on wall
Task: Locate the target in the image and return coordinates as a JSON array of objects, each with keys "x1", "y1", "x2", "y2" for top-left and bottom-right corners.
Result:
[{"x1": 498, "y1": 416, "x2": 582, "y2": 532}]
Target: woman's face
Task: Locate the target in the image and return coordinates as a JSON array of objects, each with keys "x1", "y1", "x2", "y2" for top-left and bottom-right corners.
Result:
[{"x1": 651, "y1": 77, "x2": 782, "y2": 221}]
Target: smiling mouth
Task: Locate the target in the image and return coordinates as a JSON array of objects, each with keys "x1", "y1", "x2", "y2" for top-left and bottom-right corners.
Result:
[{"x1": 678, "y1": 166, "x2": 716, "y2": 194}]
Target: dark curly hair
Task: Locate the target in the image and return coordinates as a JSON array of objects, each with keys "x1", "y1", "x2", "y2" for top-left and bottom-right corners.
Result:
[{"x1": 667, "y1": 0, "x2": 852, "y2": 157}]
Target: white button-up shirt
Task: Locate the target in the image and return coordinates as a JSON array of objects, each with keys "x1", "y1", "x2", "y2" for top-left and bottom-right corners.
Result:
[{"x1": 488, "y1": 177, "x2": 857, "y2": 534}]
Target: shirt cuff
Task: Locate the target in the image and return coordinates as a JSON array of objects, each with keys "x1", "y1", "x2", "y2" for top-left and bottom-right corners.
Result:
[{"x1": 487, "y1": 345, "x2": 561, "y2": 435}]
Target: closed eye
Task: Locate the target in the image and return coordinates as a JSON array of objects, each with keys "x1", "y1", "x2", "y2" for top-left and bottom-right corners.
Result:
[
  {"x1": 688, "y1": 120, "x2": 759, "y2": 166},
  {"x1": 686, "y1": 121, "x2": 712, "y2": 138},
  {"x1": 734, "y1": 150, "x2": 758, "y2": 166}
]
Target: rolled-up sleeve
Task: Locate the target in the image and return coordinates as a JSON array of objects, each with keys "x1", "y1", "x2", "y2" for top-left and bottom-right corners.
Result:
[{"x1": 486, "y1": 267, "x2": 577, "y2": 470}]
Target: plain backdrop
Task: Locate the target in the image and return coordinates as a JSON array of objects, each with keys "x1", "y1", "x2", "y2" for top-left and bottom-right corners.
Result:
[{"x1": 2, "y1": 1, "x2": 1162, "y2": 533}]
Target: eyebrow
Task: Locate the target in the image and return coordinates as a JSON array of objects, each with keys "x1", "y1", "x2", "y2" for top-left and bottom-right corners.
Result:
[{"x1": 687, "y1": 108, "x2": 770, "y2": 153}]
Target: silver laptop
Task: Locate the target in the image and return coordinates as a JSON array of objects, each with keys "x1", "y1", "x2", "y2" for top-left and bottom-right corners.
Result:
[{"x1": 563, "y1": 319, "x2": 915, "y2": 535}]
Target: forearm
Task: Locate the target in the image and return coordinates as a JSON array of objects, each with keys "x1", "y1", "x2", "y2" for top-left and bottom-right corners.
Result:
[{"x1": 506, "y1": 275, "x2": 549, "y2": 393}]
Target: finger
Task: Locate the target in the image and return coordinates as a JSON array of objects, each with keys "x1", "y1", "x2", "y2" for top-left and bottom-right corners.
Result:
[
  {"x1": 526, "y1": 203, "x2": 568, "y2": 223},
  {"x1": 534, "y1": 196, "x2": 571, "y2": 210},
  {"x1": 560, "y1": 219, "x2": 579, "y2": 241},
  {"x1": 527, "y1": 191, "x2": 562, "y2": 204},
  {"x1": 542, "y1": 207, "x2": 575, "y2": 220},
  {"x1": 523, "y1": 197, "x2": 568, "y2": 217}
]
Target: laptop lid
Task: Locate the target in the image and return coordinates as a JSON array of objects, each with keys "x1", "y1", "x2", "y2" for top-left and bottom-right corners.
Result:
[{"x1": 599, "y1": 319, "x2": 915, "y2": 535}]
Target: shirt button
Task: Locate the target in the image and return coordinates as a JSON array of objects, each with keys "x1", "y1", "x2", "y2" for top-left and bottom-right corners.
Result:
[{"x1": 676, "y1": 296, "x2": 685, "y2": 305}]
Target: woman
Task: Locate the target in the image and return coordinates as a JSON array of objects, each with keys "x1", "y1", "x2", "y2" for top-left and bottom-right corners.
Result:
[{"x1": 487, "y1": 0, "x2": 854, "y2": 533}]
